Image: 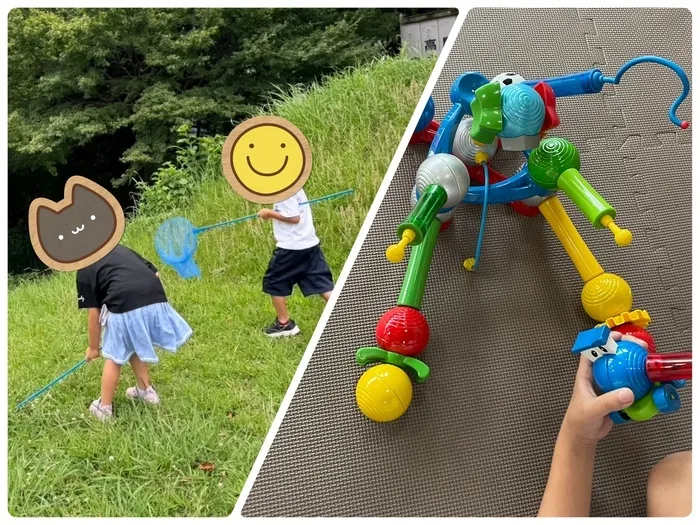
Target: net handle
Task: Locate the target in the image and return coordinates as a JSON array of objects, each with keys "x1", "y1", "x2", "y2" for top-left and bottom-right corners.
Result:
[{"x1": 193, "y1": 189, "x2": 354, "y2": 235}]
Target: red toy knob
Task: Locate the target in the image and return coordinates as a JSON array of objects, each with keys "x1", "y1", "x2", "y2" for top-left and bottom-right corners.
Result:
[
  {"x1": 646, "y1": 352, "x2": 692, "y2": 382},
  {"x1": 375, "y1": 306, "x2": 429, "y2": 356},
  {"x1": 614, "y1": 324, "x2": 656, "y2": 353}
]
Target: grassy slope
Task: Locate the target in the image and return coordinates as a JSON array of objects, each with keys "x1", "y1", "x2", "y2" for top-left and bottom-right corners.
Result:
[{"x1": 7, "y1": 56, "x2": 434, "y2": 517}]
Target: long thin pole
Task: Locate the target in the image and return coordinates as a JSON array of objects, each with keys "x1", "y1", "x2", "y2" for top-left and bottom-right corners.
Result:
[
  {"x1": 16, "y1": 359, "x2": 87, "y2": 411},
  {"x1": 193, "y1": 189, "x2": 354, "y2": 235}
]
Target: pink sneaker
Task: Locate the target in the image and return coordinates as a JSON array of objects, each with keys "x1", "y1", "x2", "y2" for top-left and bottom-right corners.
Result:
[
  {"x1": 126, "y1": 385, "x2": 160, "y2": 405},
  {"x1": 89, "y1": 399, "x2": 114, "y2": 422}
]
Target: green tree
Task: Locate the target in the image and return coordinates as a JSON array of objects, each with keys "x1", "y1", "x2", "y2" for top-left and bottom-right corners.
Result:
[
  {"x1": 8, "y1": 8, "x2": 407, "y2": 180},
  {"x1": 9, "y1": 7, "x2": 430, "y2": 273}
]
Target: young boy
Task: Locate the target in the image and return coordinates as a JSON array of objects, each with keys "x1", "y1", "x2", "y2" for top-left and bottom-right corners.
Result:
[
  {"x1": 538, "y1": 332, "x2": 691, "y2": 517},
  {"x1": 257, "y1": 188, "x2": 334, "y2": 337}
]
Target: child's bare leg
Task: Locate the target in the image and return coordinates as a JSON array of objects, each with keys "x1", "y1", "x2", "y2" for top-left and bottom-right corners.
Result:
[
  {"x1": 321, "y1": 291, "x2": 331, "y2": 302},
  {"x1": 100, "y1": 360, "x2": 121, "y2": 405},
  {"x1": 271, "y1": 296, "x2": 290, "y2": 323},
  {"x1": 647, "y1": 450, "x2": 691, "y2": 516},
  {"x1": 129, "y1": 354, "x2": 151, "y2": 390}
]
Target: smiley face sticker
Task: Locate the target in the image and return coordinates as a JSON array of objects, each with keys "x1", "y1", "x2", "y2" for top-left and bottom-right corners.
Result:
[
  {"x1": 221, "y1": 116, "x2": 312, "y2": 204},
  {"x1": 28, "y1": 176, "x2": 125, "y2": 271}
]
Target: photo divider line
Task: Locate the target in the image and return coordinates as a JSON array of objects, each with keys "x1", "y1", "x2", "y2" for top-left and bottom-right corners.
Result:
[{"x1": 231, "y1": 8, "x2": 469, "y2": 517}]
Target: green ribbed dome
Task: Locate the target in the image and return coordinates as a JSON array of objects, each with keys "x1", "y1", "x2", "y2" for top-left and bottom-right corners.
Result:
[{"x1": 528, "y1": 137, "x2": 580, "y2": 190}]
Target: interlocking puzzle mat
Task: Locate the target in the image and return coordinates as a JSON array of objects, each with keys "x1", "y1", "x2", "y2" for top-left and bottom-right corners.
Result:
[{"x1": 242, "y1": 8, "x2": 692, "y2": 517}]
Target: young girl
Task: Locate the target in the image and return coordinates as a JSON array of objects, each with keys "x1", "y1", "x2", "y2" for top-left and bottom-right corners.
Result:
[{"x1": 76, "y1": 244, "x2": 192, "y2": 421}]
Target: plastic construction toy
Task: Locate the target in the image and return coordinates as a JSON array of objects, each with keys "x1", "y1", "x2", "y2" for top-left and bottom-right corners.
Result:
[
  {"x1": 572, "y1": 323, "x2": 691, "y2": 423},
  {"x1": 355, "y1": 56, "x2": 691, "y2": 423},
  {"x1": 154, "y1": 189, "x2": 354, "y2": 278}
]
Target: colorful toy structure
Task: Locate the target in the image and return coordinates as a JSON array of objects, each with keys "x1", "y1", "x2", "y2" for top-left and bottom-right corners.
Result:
[{"x1": 355, "y1": 56, "x2": 692, "y2": 423}]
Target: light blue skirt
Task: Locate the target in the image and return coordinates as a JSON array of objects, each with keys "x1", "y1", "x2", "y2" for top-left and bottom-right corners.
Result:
[{"x1": 100, "y1": 302, "x2": 192, "y2": 365}]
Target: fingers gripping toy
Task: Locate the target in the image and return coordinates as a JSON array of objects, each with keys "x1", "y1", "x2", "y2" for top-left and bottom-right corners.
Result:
[
  {"x1": 357, "y1": 56, "x2": 690, "y2": 423},
  {"x1": 572, "y1": 322, "x2": 691, "y2": 423}
]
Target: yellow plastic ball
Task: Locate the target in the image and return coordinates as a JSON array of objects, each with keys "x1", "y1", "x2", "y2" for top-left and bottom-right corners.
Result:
[
  {"x1": 581, "y1": 272, "x2": 633, "y2": 322},
  {"x1": 355, "y1": 364, "x2": 413, "y2": 423}
]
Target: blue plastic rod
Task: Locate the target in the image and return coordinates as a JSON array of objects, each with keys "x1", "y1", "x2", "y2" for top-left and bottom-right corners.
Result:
[{"x1": 16, "y1": 359, "x2": 87, "y2": 411}]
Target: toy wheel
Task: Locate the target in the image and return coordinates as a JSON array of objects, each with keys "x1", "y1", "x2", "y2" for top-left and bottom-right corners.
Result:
[
  {"x1": 609, "y1": 410, "x2": 631, "y2": 425},
  {"x1": 671, "y1": 379, "x2": 687, "y2": 389},
  {"x1": 652, "y1": 384, "x2": 681, "y2": 413},
  {"x1": 625, "y1": 391, "x2": 659, "y2": 421}
]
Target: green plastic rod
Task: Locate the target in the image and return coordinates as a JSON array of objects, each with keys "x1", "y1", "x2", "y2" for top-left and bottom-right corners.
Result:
[
  {"x1": 397, "y1": 218, "x2": 441, "y2": 309},
  {"x1": 386, "y1": 184, "x2": 446, "y2": 263},
  {"x1": 557, "y1": 168, "x2": 615, "y2": 228},
  {"x1": 398, "y1": 184, "x2": 447, "y2": 245}
]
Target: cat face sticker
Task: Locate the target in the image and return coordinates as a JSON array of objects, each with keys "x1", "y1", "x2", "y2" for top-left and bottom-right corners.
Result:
[{"x1": 28, "y1": 176, "x2": 125, "y2": 271}]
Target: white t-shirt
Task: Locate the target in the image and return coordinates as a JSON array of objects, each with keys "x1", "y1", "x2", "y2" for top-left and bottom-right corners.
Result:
[{"x1": 272, "y1": 189, "x2": 320, "y2": 250}]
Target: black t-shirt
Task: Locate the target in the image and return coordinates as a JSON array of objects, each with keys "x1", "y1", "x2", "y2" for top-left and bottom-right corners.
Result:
[{"x1": 76, "y1": 245, "x2": 167, "y2": 313}]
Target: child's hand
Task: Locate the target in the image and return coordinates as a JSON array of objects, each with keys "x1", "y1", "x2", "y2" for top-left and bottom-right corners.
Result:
[
  {"x1": 560, "y1": 332, "x2": 642, "y2": 445},
  {"x1": 257, "y1": 208, "x2": 274, "y2": 220},
  {"x1": 85, "y1": 346, "x2": 100, "y2": 363}
]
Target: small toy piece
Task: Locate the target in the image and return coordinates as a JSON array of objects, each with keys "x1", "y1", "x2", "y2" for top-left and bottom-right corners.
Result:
[
  {"x1": 410, "y1": 97, "x2": 440, "y2": 145},
  {"x1": 356, "y1": 55, "x2": 691, "y2": 423},
  {"x1": 356, "y1": 363, "x2": 413, "y2": 423},
  {"x1": 572, "y1": 324, "x2": 691, "y2": 423},
  {"x1": 155, "y1": 189, "x2": 354, "y2": 278}
]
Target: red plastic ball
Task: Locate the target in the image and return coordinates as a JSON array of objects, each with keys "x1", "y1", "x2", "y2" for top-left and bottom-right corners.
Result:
[
  {"x1": 375, "y1": 306, "x2": 429, "y2": 356},
  {"x1": 614, "y1": 323, "x2": 656, "y2": 353}
]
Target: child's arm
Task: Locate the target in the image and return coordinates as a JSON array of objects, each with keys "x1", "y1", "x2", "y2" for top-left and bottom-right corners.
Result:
[
  {"x1": 85, "y1": 307, "x2": 101, "y2": 362},
  {"x1": 258, "y1": 208, "x2": 300, "y2": 224},
  {"x1": 538, "y1": 338, "x2": 637, "y2": 517}
]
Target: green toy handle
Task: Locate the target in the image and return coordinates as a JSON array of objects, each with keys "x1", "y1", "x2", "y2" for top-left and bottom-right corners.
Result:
[
  {"x1": 356, "y1": 347, "x2": 431, "y2": 383},
  {"x1": 556, "y1": 168, "x2": 615, "y2": 228},
  {"x1": 397, "y1": 184, "x2": 447, "y2": 245}
]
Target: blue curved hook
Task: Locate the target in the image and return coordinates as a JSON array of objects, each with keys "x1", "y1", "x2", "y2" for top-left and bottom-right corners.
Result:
[{"x1": 601, "y1": 55, "x2": 690, "y2": 128}]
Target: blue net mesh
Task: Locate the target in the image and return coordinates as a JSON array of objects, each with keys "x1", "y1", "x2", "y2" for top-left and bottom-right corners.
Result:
[{"x1": 154, "y1": 217, "x2": 200, "y2": 278}]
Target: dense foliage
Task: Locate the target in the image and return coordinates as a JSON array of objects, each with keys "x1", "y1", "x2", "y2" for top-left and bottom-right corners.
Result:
[{"x1": 8, "y1": 7, "x2": 430, "y2": 272}]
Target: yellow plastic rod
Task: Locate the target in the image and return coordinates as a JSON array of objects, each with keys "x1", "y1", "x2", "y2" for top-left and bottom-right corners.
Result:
[
  {"x1": 600, "y1": 214, "x2": 633, "y2": 247},
  {"x1": 386, "y1": 229, "x2": 416, "y2": 263},
  {"x1": 538, "y1": 196, "x2": 604, "y2": 283}
]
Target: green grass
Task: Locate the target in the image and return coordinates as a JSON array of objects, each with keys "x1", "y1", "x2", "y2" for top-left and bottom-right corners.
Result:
[{"x1": 7, "y1": 55, "x2": 435, "y2": 517}]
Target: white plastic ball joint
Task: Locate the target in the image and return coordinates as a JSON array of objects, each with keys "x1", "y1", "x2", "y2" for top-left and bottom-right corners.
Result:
[
  {"x1": 415, "y1": 153, "x2": 470, "y2": 212},
  {"x1": 452, "y1": 117, "x2": 498, "y2": 167},
  {"x1": 491, "y1": 72, "x2": 525, "y2": 88}
]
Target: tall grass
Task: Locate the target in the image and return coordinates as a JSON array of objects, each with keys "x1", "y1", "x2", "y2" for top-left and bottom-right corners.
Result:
[{"x1": 7, "y1": 55, "x2": 435, "y2": 517}]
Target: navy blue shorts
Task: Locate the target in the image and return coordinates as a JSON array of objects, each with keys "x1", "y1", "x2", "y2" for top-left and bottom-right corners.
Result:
[{"x1": 263, "y1": 244, "x2": 334, "y2": 297}]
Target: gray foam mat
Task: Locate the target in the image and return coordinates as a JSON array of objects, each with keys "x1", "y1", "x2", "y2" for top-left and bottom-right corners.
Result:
[{"x1": 242, "y1": 8, "x2": 692, "y2": 517}]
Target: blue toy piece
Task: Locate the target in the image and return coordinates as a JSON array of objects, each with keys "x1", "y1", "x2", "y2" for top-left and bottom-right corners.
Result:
[
  {"x1": 571, "y1": 325, "x2": 688, "y2": 423},
  {"x1": 571, "y1": 325, "x2": 616, "y2": 357},
  {"x1": 431, "y1": 72, "x2": 489, "y2": 155},
  {"x1": 416, "y1": 96, "x2": 436, "y2": 133},
  {"x1": 524, "y1": 56, "x2": 690, "y2": 128},
  {"x1": 652, "y1": 383, "x2": 681, "y2": 413},
  {"x1": 499, "y1": 83, "x2": 545, "y2": 150}
]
